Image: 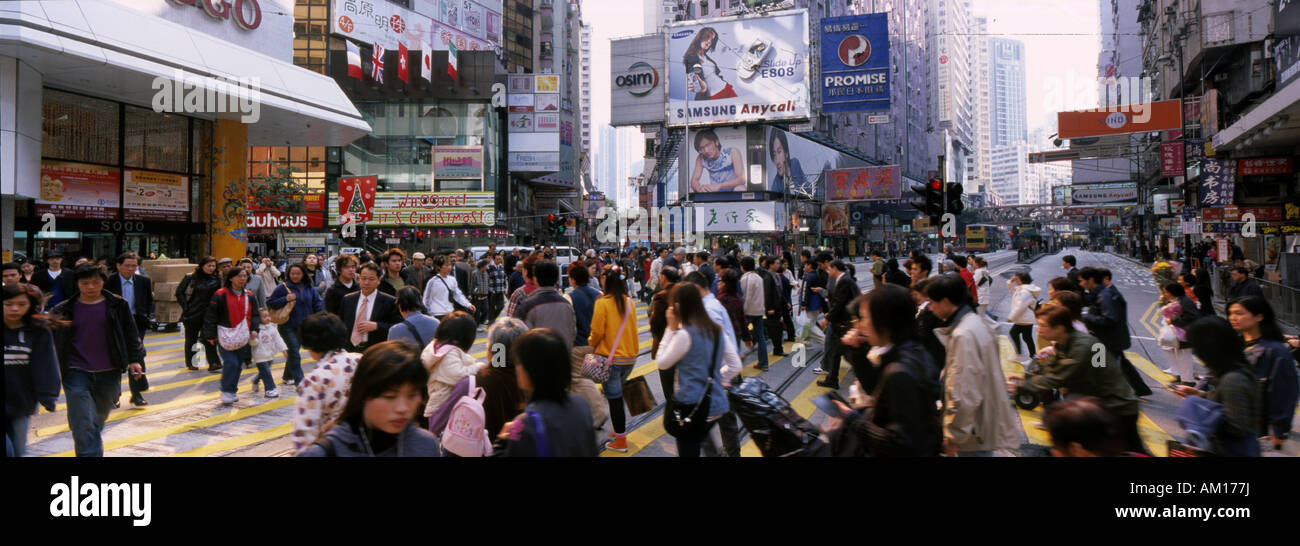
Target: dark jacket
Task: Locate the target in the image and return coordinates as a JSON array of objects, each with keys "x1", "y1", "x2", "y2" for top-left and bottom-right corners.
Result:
[
  {"x1": 1168, "y1": 295, "x2": 1200, "y2": 329},
  {"x1": 176, "y1": 271, "x2": 222, "y2": 324},
  {"x1": 266, "y1": 281, "x2": 324, "y2": 330},
  {"x1": 916, "y1": 307, "x2": 947, "y2": 380},
  {"x1": 296, "y1": 420, "x2": 442, "y2": 457},
  {"x1": 477, "y1": 366, "x2": 526, "y2": 441},
  {"x1": 201, "y1": 288, "x2": 262, "y2": 342},
  {"x1": 717, "y1": 292, "x2": 751, "y2": 344},
  {"x1": 1082, "y1": 284, "x2": 1130, "y2": 353},
  {"x1": 570, "y1": 284, "x2": 601, "y2": 347},
  {"x1": 513, "y1": 287, "x2": 578, "y2": 352},
  {"x1": 759, "y1": 269, "x2": 782, "y2": 315},
  {"x1": 1243, "y1": 338, "x2": 1300, "y2": 439},
  {"x1": 4, "y1": 326, "x2": 61, "y2": 417},
  {"x1": 378, "y1": 267, "x2": 417, "y2": 297},
  {"x1": 697, "y1": 262, "x2": 715, "y2": 285},
  {"x1": 324, "y1": 278, "x2": 358, "y2": 316},
  {"x1": 649, "y1": 284, "x2": 674, "y2": 358},
  {"x1": 106, "y1": 273, "x2": 154, "y2": 320},
  {"x1": 884, "y1": 268, "x2": 911, "y2": 287},
  {"x1": 836, "y1": 341, "x2": 942, "y2": 457},
  {"x1": 31, "y1": 268, "x2": 76, "y2": 308},
  {"x1": 339, "y1": 290, "x2": 401, "y2": 351},
  {"x1": 1065, "y1": 267, "x2": 1080, "y2": 286},
  {"x1": 1017, "y1": 330, "x2": 1139, "y2": 417},
  {"x1": 502, "y1": 394, "x2": 597, "y2": 457},
  {"x1": 825, "y1": 273, "x2": 862, "y2": 337},
  {"x1": 1192, "y1": 284, "x2": 1215, "y2": 316},
  {"x1": 1226, "y1": 278, "x2": 1264, "y2": 301},
  {"x1": 802, "y1": 269, "x2": 826, "y2": 310},
  {"x1": 50, "y1": 292, "x2": 144, "y2": 374}
]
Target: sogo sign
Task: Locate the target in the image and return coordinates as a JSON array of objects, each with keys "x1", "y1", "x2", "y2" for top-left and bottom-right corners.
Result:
[{"x1": 167, "y1": 0, "x2": 263, "y2": 30}]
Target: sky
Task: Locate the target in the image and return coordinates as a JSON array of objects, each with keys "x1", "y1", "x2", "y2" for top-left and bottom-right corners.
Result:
[{"x1": 582, "y1": 0, "x2": 1103, "y2": 162}]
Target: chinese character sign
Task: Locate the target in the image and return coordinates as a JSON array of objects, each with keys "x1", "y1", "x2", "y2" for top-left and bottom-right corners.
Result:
[
  {"x1": 694, "y1": 201, "x2": 781, "y2": 232},
  {"x1": 1238, "y1": 157, "x2": 1294, "y2": 176},
  {"x1": 1198, "y1": 159, "x2": 1236, "y2": 207},
  {"x1": 825, "y1": 165, "x2": 901, "y2": 202},
  {"x1": 1160, "y1": 141, "x2": 1185, "y2": 177}
]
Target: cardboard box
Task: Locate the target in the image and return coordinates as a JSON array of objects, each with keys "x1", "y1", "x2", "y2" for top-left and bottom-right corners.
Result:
[
  {"x1": 153, "y1": 281, "x2": 180, "y2": 302},
  {"x1": 142, "y1": 258, "x2": 190, "y2": 267},
  {"x1": 149, "y1": 264, "x2": 195, "y2": 283},
  {"x1": 155, "y1": 301, "x2": 184, "y2": 323}
]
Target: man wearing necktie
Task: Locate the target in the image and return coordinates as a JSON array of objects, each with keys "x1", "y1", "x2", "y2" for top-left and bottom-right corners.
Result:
[
  {"x1": 340, "y1": 263, "x2": 400, "y2": 353},
  {"x1": 106, "y1": 252, "x2": 153, "y2": 406}
]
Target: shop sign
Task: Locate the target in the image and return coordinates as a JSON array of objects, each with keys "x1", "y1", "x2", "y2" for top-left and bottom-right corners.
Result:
[
  {"x1": 1062, "y1": 207, "x2": 1119, "y2": 217},
  {"x1": 328, "y1": 190, "x2": 495, "y2": 226},
  {"x1": 1198, "y1": 159, "x2": 1236, "y2": 207},
  {"x1": 247, "y1": 212, "x2": 325, "y2": 229},
  {"x1": 169, "y1": 0, "x2": 263, "y2": 31},
  {"x1": 1201, "y1": 206, "x2": 1281, "y2": 222},
  {"x1": 821, "y1": 203, "x2": 849, "y2": 235},
  {"x1": 1238, "y1": 157, "x2": 1293, "y2": 176},
  {"x1": 1160, "y1": 141, "x2": 1185, "y2": 177},
  {"x1": 819, "y1": 13, "x2": 891, "y2": 113},
  {"x1": 694, "y1": 201, "x2": 782, "y2": 232},
  {"x1": 36, "y1": 161, "x2": 121, "y2": 220},
  {"x1": 284, "y1": 234, "x2": 328, "y2": 254},
  {"x1": 124, "y1": 169, "x2": 189, "y2": 222},
  {"x1": 1283, "y1": 224, "x2": 1300, "y2": 235},
  {"x1": 825, "y1": 165, "x2": 901, "y2": 201},
  {"x1": 1070, "y1": 184, "x2": 1137, "y2": 204},
  {"x1": 432, "y1": 146, "x2": 483, "y2": 179}
]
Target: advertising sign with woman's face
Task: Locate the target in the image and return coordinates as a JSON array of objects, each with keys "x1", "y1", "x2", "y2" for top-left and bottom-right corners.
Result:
[{"x1": 688, "y1": 127, "x2": 749, "y2": 193}]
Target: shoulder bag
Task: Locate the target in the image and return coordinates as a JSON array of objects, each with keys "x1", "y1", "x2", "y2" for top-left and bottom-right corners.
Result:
[
  {"x1": 216, "y1": 289, "x2": 252, "y2": 351},
  {"x1": 268, "y1": 283, "x2": 295, "y2": 325},
  {"x1": 403, "y1": 317, "x2": 427, "y2": 350},
  {"x1": 437, "y1": 276, "x2": 472, "y2": 314},
  {"x1": 580, "y1": 298, "x2": 632, "y2": 383},
  {"x1": 664, "y1": 330, "x2": 720, "y2": 440}
]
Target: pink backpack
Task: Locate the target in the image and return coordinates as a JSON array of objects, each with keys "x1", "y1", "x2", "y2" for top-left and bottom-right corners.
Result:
[{"x1": 439, "y1": 375, "x2": 493, "y2": 457}]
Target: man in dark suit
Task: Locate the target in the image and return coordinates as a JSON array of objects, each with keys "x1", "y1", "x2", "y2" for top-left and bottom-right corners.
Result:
[
  {"x1": 31, "y1": 251, "x2": 77, "y2": 309},
  {"x1": 814, "y1": 260, "x2": 861, "y2": 388},
  {"x1": 1062, "y1": 255, "x2": 1080, "y2": 286},
  {"x1": 1079, "y1": 267, "x2": 1151, "y2": 397},
  {"x1": 339, "y1": 263, "x2": 401, "y2": 352},
  {"x1": 105, "y1": 252, "x2": 153, "y2": 406}
]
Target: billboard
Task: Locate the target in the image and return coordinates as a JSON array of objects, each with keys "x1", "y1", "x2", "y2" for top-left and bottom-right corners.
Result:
[
  {"x1": 611, "y1": 34, "x2": 667, "y2": 126},
  {"x1": 666, "y1": 10, "x2": 811, "y2": 126},
  {"x1": 819, "y1": 13, "x2": 890, "y2": 113},
  {"x1": 824, "y1": 165, "x2": 901, "y2": 201},
  {"x1": 36, "y1": 161, "x2": 121, "y2": 220},
  {"x1": 686, "y1": 127, "x2": 751, "y2": 193},
  {"x1": 695, "y1": 201, "x2": 783, "y2": 232},
  {"x1": 821, "y1": 203, "x2": 849, "y2": 235},
  {"x1": 1057, "y1": 99, "x2": 1183, "y2": 139},
  {"x1": 432, "y1": 146, "x2": 483, "y2": 179},
  {"x1": 123, "y1": 169, "x2": 189, "y2": 222},
  {"x1": 1070, "y1": 183, "x2": 1137, "y2": 204},
  {"x1": 328, "y1": 191, "x2": 495, "y2": 226}
]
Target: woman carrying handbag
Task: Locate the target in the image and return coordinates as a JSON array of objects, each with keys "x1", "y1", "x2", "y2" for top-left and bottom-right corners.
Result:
[
  {"x1": 583, "y1": 266, "x2": 640, "y2": 452},
  {"x1": 203, "y1": 267, "x2": 261, "y2": 406},
  {"x1": 656, "y1": 283, "x2": 739, "y2": 457}
]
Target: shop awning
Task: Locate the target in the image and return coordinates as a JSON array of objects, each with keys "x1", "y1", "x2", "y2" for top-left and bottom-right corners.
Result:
[
  {"x1": 0, "y1": 0, "x2": 371, "y2": 146},
  {"x1": 1212, "y1": 77, "x2": 1300, "y2": 152}
]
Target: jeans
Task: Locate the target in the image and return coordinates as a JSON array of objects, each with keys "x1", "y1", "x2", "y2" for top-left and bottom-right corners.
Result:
[
  {"x1": 64, "y1": 368, "x2": 123, "y2": 457},
  {"x1": 1010, "y1": 324, "x2": 1035, "y2": 356},
  {"x1": 603, "y1": 363, "x2": 634, "y2": 399},
  {"x1": 488, "y1": 293, "x2": 505, "y2": 323},
  {"x1": 5, "y1": 416, "x2": 30, "y2": 457},
  {"x1": 218, "y1": 346, "x2": 258, "y2": 394},
  {"x1": 184, "y1": 319, "x2": 219, "y2": 369},
  {"x1": 746, "y1": 316, "x2": 769, "y2": 369},
  {"x1": 279, "y1": 325, "x2": 304, "y2": 384}
]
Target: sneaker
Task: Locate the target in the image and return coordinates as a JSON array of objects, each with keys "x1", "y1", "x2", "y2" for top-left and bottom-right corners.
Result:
[
  {"x1": 220, "y1": 392, "x2": 238, "y2": 405},
  {"x1": 604, "y1": 434, "x2": 629, "y2": 453},
  {"x1": 812, "y1": 367, "x2": 830, "y2": 375},
  {"x1": 265, "y1": 389, "x2": 280, "y2": 398}
]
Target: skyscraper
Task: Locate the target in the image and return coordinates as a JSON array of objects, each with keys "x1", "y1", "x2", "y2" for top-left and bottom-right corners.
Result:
[
  {"x1": 987, "y1": 37, "x2": 1028, "y2": 147},
  {"x1": 927, "y1": 0, "x2": 975, "y2": 190}
]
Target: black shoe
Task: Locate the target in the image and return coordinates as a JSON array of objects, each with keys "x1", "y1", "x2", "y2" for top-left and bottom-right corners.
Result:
[
  {"x1": 113, "y1": 398, "x2": 121, "y2": 409},
  {"x1": 131, "y1": 394, "x2": 148, "y2": 406},
  {"x1": 773, "y1": 352, "x2": 787, "y2": 357},
  {"x1": 816, "y1": 379, "x2": 839, "y2": 389}
]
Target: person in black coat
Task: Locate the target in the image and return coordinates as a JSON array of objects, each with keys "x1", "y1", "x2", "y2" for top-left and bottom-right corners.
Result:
[
  {"x1": 829, "y1": 285, "x2": 942, "y2": 457},
  {"x1": 324, "y1": 255, "x2": 360, "y2": 316},
  {"x1": 907, "y1": 279, "x2": 947, "y2": 382},
  {"x1": 1190, "y1": 269, "x2": 1215, "y2": 317},
  {"x1": 339, "y1": 263, "x2": 402, "y2": 352},
  {"x1": 1079, "y1": 267, "x2": 1151, "y2": 397},
  {"x1": 176, "y1": 257, "x2": 223, "y2": 372},
  {"x1": 30, "y1": 252, "x2": 77, "y2": 309},
  {"x1": 105, "y1": 252, "x2": 154, "y2": 406},
  {"x1": 1226, "y1": 267, "x2": 1264, "y2": 300},
  {"x1": 816, "y1": 260, "x2": 861, "y2": 389},
  {"x1": 759, "y1": 256, "x2": 786, "y2": 356}
]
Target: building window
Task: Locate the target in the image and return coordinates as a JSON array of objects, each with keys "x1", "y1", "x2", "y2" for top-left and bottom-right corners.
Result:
[
  {"x1": 41, "y1": 89, "x2": 120, "y2": 165},
  {"x1": 124, "y1": 106, "x2": 189, "y2": 173},
  {"x1": 293, "y1": 0, "x2": 330, "y2": 74}
]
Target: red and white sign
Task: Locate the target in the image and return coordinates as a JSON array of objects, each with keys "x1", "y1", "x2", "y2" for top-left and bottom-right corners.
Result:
[
  {"x1": 825, "y1": 165, "x2": 902, "y2": 201},
  {"x1": 397, "y1": 42, "x2": 410, "y2": 84},
  {"x1": 247, "y1": 212, "x2": 325, "y2": 229},
  {"x1": 1224, "y1": 205, "x2": 1240, "y2": 221},
  {"x1": 1160, "y1": 141, "x2": 1185, "y2": 177},
  {"x1": 337, "y1": 176, "x2": 377, "y2": 222},
  {"x1": 1238, "y1": 157, "x2": 1294, "y2": 176},
  {"x1": 1201, "y1": 206, "x2": 1282, "y2": 222}
]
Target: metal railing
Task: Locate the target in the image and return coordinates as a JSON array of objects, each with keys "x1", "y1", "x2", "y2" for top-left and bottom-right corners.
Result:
[{"x1": 1210, "y1": 267, "x2": 1300, "y2": 329}]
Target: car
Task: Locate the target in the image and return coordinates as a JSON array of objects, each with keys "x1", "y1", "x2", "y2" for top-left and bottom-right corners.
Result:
[{"x1": 736, "y1": 38, "x2": 773, "y2": 80}]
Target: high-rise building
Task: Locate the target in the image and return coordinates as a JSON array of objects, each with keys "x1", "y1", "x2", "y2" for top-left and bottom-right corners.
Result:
[
  {"x1": 600, "y1": 126, "x2": 619, "y2": 200},
  {"x1": 970, "y1": 14, "x2": 994, "y2": 203},
  {"x1": 987, "y1": 37, "x2": 1028, "y2": 147},
  {"x1": 504, "y1": 0, "x2": 536, "y2": 73},
  {"x1": 927, "y1": 0, "x2": 975, "y2": 190},
  {"x1": 580, "y1": 23, "x2": 592, "y2": 157},
  {"x1": 989, "y1": 143, "x2": 1027, "y2": 206},
  {"x1": 644, "y1": 0, "x2": 677, "y2": 34},
  {"x1": 1072, "y1": 0, "x2": 1141, "y2": 187}
]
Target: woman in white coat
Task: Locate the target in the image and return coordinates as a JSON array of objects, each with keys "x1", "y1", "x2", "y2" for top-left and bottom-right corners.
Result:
[
  {"x1": 971, "y1": 257, "x2": 994, "y2": 320},
  {"x1": 1005, "y1": 272, "x2": 1041, "y2": 364}
]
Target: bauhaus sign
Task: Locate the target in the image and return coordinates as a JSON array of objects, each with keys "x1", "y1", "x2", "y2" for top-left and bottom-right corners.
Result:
[
  {"x1": 819, "y1": 13, "x2": 890, "y2": 113},
  {"x1": 616, "y1": 62, "x2": 659, "y2": 97}
]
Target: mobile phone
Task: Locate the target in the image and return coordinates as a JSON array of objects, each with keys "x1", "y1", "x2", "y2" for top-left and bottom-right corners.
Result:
[{"x1": 813, "y1": 394, "x2": 848, "y2": 418}]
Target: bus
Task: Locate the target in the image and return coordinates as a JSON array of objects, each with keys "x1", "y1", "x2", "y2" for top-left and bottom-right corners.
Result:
[{"x1": 965, "y1": 224, "x2": 1001, "y2": 252}]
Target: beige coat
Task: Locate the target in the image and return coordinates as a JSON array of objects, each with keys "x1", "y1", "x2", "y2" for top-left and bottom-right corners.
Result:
[
  {"x1": 570, "y1": 345, "x2": 609, "y2": 428},
  {"x1": 934, "y1": 307, "x2": 1021, "y2": 452},
  {"x1": 421, "y1": 345, "x2": 487, "y2": 417}
]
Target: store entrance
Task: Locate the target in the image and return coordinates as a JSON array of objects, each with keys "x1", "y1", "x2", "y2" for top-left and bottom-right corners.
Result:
[{"x1": 124, "y1": 233, "x2": 189, "y2": 260}]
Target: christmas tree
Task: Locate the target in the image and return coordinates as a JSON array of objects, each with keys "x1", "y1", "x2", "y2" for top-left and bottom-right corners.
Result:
[{"x1": 347, "y1": 183, "x2": 366, "y2": 216}]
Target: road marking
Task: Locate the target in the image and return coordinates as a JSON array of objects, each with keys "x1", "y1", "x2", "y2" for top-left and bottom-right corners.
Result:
[
  {"x1": 1125, "y1": 350, "x2": 1176, "y2": 385},
  {"x1": 45, "y1": 397, "x2": 298, "y2": 457},
  {"x1": 52, "y1": 359, "x2": 311, "y2": 412},
  {"x1": 998, "y1": 338, "x2": 1052, "y2": 447},
  {"x1": 172, "y1": 422, "x2": 294, "y2": 457}
]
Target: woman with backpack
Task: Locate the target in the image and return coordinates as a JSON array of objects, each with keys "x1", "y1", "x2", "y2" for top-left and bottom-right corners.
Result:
[
  {"x1": 290, "y1": 312, "x2": 361, "y2": 452},
  {"x1": 267, "y1": 263, "x2": 325, "y2": 387},
  {"x1": 588, "y1": 266, "x2": 641, "y2": 453},
  {"x1": 825, "y1": 286, "x2": 942, "y2": 456},
  {"x1": 177, "y1": 256, "x2": 222, "y2": 372},
  {"x1": 498, "y1": 328, "x2": 597, "y2": 457},
  {"x1": 1173, "y1": 317, "x2": 1262, "y2": 457},
  {"x1": 296, "y1": 341, "x2": 441, "y2": 457},
  {"x1": 1005, "y1": 272, "x2": 1041, "y2": 365},
  {"x1": 202, "y1": 267, "x2": 260, "y2": 406},
  {"x1": 420, "y1": 312, "x2": 487, "y2": 422},
  {"x1": 655, "y1": 283, "x2": 738, "y2": 457},
  {"x1": 4, "y1": 283, "x2": 61, "y2": 457},
  {"x1": 1226, "y1": 297, "x2": 1299, "y2": 452}
]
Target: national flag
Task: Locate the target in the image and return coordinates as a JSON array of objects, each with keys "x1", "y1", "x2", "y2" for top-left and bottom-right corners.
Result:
[
  {"x1": 371, "y1": 43, "x2": 385, "y2": 83},
  {"x1": 421, "y1": 39, "x2": 432, "y2": 82},
  {"x1": 397, "y1": 42, "x2": 409, "y2": 84},
  {"x1": 346, "y1": 41, "x2": 362, "y2": 79},
  {"x1": 448, "y1": 41, "x2": 458, "y2": 82}
]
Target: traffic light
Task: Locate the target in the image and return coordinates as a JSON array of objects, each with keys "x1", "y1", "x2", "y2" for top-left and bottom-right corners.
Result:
[
  {"x1": 911, "y1": 177, "x2": 943, "y2": 225},
  {"x1": 945, "y1": 182, "x2": 965, "y2": 215}
]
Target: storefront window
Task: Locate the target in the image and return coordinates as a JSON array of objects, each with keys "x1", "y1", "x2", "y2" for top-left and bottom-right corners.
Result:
[
  {"x1": 41, "y1": 89, "x2": 119, "y2": 165},
  {"x1": 125, "y1": 106, "x2": 189, "y2": 173},
  {"x1": 343, "y1": 99, "x2": 497, "y2": 193},
  {"x1": 192, "y1": 118, "x2": 212, "y2": 176}
]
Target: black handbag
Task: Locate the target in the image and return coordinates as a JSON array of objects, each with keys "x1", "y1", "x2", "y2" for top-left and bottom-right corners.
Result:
[
  {"x1": 437, "y1": 276, "x2": 472, "y2": 314},
  {"x1": 664, "y1": 331, "x2": 720, "y2": 440}
]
